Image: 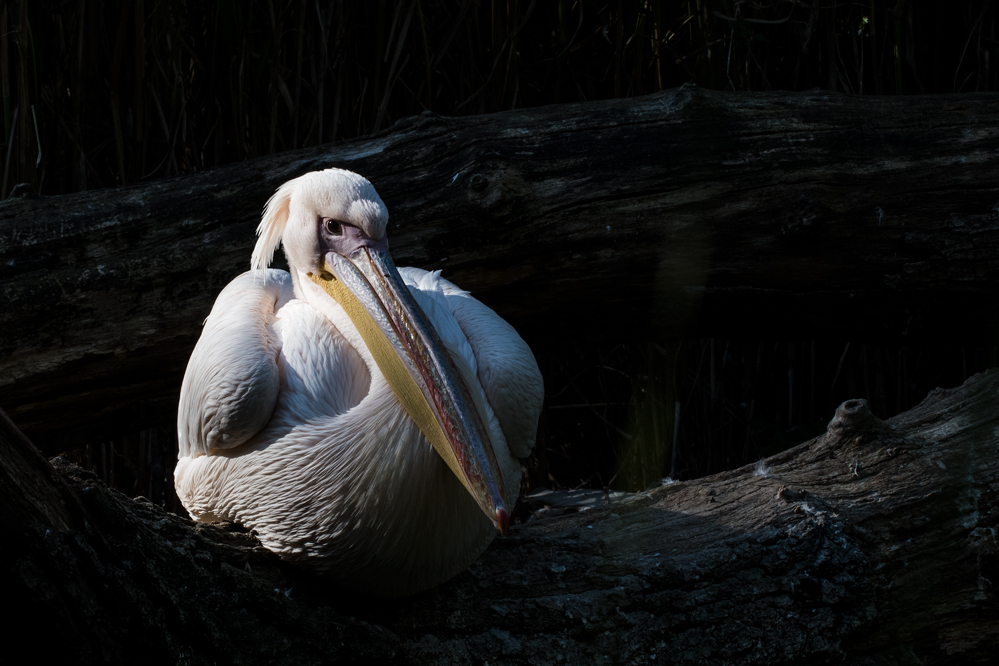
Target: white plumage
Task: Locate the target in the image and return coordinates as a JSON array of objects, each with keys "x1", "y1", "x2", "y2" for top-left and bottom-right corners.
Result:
[{"x1": 175, "y1": 169, "x2": 542, "y2": 595}]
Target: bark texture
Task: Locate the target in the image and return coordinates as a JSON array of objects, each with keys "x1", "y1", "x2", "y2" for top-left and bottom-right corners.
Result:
[
  {"x1": 3, "y1": 371, "x2": 997, "y2": 665},
  {"x1": 2, "y1": 87, "x2": 999, "y2": 449}
]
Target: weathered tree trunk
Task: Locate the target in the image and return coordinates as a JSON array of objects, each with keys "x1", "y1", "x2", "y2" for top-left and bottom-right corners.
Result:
[
  {"x1": 2, "y1": 86, "x2": 999, "y2": 448},
  {"x1": 3, "y1": 370, "x2": 997, "y2": 664}
]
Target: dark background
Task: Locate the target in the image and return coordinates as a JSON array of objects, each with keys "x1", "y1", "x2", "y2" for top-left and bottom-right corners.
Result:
[{"x1": 3, "y1": 0, "x2": 997, "y2": 510}]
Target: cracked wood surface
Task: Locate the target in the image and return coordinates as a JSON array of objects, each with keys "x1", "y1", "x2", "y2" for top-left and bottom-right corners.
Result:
[
  {"x1": 3, "y1": 371, "x2": 997, "y2": 665},
  {"x1": 2, "y1": 86, "x2": 999, "y2": 450}
]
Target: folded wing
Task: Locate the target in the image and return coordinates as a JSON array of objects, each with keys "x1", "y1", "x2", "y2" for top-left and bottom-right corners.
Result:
[
  {"x1": 400, "y1": 268, "x2": 544, "y2": 460},
  {"x1": 178, "y1": 269, "x2": 294, "y2": 457}
]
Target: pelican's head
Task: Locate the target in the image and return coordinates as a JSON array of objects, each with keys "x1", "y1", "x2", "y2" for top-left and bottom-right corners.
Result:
[{"x1": 250, "y1": 169, "x2": 510, "y2": 536}]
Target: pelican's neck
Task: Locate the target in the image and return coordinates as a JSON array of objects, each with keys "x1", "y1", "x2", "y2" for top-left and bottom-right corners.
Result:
[{"x1": 289, "y1": 267, "x2": 306, "y2": 302}]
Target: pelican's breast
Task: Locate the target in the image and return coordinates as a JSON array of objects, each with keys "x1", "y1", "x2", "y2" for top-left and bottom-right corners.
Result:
[{"x1": 270, "y1": 299, "x2": 371, "y2": 424}]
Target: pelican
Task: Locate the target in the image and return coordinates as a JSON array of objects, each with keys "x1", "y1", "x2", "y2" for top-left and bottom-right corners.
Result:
[{"x1": 174, "y1": 169, "x2": 543, "y2": 596}]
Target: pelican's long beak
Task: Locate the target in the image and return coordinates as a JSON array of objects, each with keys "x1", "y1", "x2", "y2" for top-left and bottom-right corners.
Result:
[{"x1": 307, "y1": 245, "x2": 509, "y2": 535}]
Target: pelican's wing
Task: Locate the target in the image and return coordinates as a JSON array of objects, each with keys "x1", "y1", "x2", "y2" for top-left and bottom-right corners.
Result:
[
  {"x1": 177, "y1": 269, "x2": 294, "y2": 458},
  {"x1": 400, "y1": 268, "x2": 544, "y2": 459}
]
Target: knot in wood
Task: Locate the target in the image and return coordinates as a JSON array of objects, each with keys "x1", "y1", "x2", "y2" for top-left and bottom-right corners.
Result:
[
  {"x1": 826, "y1": 398, "x2": 890, "y2": 439},
  {"x1": 9, "y1": 183, "x2": 37, "y2": 199},
  {"x1": 399, "y1": 109, "x2": 443, "y2": 131},
  {"x1": 471, "y1": 167, "x2": 526, "y2": 219}
]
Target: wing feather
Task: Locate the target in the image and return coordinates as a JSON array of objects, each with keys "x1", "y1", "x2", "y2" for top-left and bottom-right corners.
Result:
[
  {"x1": 177, "y1": 269, "x2": 294, "y2": 457},
  {"x1": 400, "y1": 268, "x2": 543, "y2": 459}
]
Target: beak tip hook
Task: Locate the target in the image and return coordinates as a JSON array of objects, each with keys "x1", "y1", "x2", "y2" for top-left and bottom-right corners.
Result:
[{"x1": 496, "y1": 507, "x2": 509, "y2": 537}]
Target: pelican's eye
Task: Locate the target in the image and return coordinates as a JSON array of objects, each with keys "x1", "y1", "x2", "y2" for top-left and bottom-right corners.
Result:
[{"x1": 323, "y1": 217, "x2": 343, "y2": 236}]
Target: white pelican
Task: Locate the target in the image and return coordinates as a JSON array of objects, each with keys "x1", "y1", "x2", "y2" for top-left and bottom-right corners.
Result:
[{"x1": 175, "y1": 169, "x2": 543, "y2": 596}]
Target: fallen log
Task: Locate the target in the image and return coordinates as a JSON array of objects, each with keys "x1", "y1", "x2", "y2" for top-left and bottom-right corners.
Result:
[
  {"x1": 2, "y1": 86, "x2": 999, "y2": 449},
  {"x1": 3, "y1": 369, "x2": 997, "y2": 664}
]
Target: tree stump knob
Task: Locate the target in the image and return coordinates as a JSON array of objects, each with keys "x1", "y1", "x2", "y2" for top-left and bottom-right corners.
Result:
[{"x1": 826, "y1": 398, "x2": 890, "y2": 439}]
